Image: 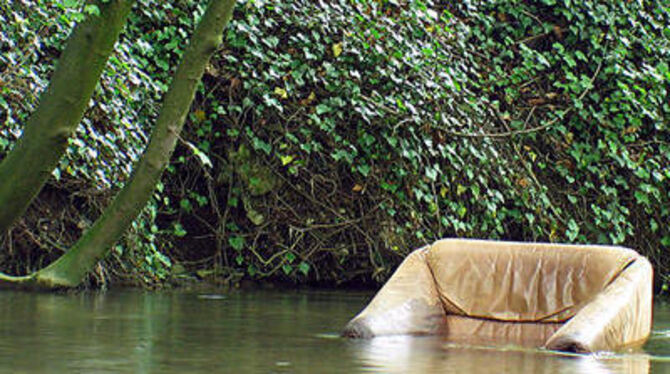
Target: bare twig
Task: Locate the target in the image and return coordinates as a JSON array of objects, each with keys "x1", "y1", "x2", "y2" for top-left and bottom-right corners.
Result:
[
  {"x1": 515, "y1": 27, "x2": 567, "y2": 45},
  {"x1": 521, "y1": 10, "x2": 543, "y2": 26},
  {"x1": 434, "y1": 59, "x2": 603, "y2": 138}
]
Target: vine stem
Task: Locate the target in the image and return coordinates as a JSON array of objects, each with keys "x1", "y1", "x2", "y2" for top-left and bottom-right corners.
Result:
[{"x1": 433, "y1": 59, "x2": 604, "y2": 138}]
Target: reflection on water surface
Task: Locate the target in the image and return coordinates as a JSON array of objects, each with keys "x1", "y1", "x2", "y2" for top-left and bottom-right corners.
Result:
[{"x1": 0, "y1": 290, "x2": 668, "y2": 373}]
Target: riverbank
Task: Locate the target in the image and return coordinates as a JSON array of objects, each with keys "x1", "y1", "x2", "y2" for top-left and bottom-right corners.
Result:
[{"x1": 1, "y1": 0, "x2": 668, "y2": 290}]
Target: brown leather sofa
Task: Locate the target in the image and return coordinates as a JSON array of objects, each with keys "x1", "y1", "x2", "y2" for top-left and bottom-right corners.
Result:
[{"x1": 343, "y1": 239, "x2": 653, "y2": 352}]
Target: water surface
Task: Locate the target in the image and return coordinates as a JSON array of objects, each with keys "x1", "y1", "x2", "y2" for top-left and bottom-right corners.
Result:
[{"x1": 0, "y1": 289, "x2": 668, "y2": 373}]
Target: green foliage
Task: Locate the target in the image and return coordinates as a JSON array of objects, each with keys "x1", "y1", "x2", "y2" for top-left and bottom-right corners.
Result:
[
  {"x1": 171, "y1": 0, "x2": 668, "y2": 285},
  {"x1": 1, "y1": 0, "x2": 668, "y2": 287},
  {"x1": 451, "y1": 0, "x2": 669, "y2": 278}
]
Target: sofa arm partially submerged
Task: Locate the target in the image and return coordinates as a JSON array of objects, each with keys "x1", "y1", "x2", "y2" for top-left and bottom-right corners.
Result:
[
  {"x1": 342, "y1": 246, "x2": 448, "y2": 338},
  {"x1": 544, "y1": 257, "x2": 653, "y2": 352}
]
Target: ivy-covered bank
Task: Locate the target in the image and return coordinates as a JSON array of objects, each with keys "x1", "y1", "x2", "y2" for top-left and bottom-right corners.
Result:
[{"x1": 1, "y1": 0, "x2": 668, "y2": 289}]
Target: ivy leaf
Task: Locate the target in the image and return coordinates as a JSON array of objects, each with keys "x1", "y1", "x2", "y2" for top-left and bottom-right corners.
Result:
[
  {"x1": 456, "y1": 184, "x2": 467, "y2": 196},
  {"x1": 173, "y1": 223, "x2": 187, "y2": 237},
  {"x1": 332, "y1": 42, "x2": 343, "y2": 57},
  {"x1": 62, "y1": 0, "x2": 79, "y2": 8},
  {"x1": 315, "y1": 104, "x2": 331, "y2": 115},
  {"x1": 247, "y1": 264, "x2": 257, "y2": 276},
  {"x1": 566, "y1": 219, "x2": 579, "y2": 241},
  {"x1": 84, "y1": 4, "x2": 100, "y2": 16},
  {"x1": 357, "y1": 164, "x2": 371, "y2": 177},
  {"x1": 298, "y1": 262, "x2": 310, "y2": 275},
  {"x1": 229, "y1": 236, "x2": 245, "y2": 251},
  {"x1": 285, "y1": 252, "x2": 296, "y2": 263},
  {"x1": 274, "y1": 87, "x2": 288, "y2": 99},
  {"x1": 280, "y1": 154, "x2": 295, "y2": 165},
  {"x1": 424, "y1": 166, "x2": 437, "y2": 181},
  {"x1": 183, "y1": 141, "x2": 212, "y2": 168},
  {"x1": 634, "y1": 190, "x2": 650, "y2": 206}
]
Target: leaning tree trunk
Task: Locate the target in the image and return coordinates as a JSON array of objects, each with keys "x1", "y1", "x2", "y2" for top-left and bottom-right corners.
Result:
[
  {"x1": 0, "y1": 0, "x2": 238, "y2": 289},
  {"x1": 0, "y1": 0, "x2": 134, "y2": 233}
]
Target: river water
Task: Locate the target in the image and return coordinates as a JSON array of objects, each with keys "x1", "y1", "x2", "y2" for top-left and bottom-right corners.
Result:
[{"x1": 0, "y1": 289, "x2": 669, "y2": 373}]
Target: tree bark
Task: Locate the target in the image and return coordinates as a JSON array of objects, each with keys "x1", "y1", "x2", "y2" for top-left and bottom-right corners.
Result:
[
  {"x1": 29, "y1": 0, "x2": 238, "y2": 288},
  {"x1": 0, "y1": 0, "x2": 134, "y2": 233}
]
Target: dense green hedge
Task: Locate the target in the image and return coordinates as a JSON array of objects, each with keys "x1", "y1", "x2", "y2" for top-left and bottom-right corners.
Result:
[{"x1": 1, "y1": 0, "x2": 668, "y2": 288}]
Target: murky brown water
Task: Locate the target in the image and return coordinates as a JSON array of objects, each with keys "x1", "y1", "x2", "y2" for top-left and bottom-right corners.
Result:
[{"x1": 0, "y1": 289, "x2": 668, "y2": 373}]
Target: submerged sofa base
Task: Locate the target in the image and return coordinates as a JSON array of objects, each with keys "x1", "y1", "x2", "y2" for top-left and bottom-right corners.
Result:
[
  {"x1": 343, "y1": 239, "x2": 653, "y2": 353},
  {"x1": 345, "y1": 314, "x2": 564, "y2": 349}
]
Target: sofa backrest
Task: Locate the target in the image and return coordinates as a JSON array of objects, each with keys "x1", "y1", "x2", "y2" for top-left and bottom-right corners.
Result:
[{"x1": 427, "y1": 239, "x2": 639, "y2": 322}]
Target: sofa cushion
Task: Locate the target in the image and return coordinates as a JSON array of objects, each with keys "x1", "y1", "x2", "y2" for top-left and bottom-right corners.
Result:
[{"x1": 427, "y1": 239, "x2": 638, "y2": 322}]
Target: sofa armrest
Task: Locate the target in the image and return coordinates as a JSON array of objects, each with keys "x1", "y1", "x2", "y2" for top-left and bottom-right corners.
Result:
[
  {"x1": 545, "y1": 257, "x2": 653, "y2": 352},
  {"x1": 342, "y1": 246, "x2": 448, "y2": 337}
]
